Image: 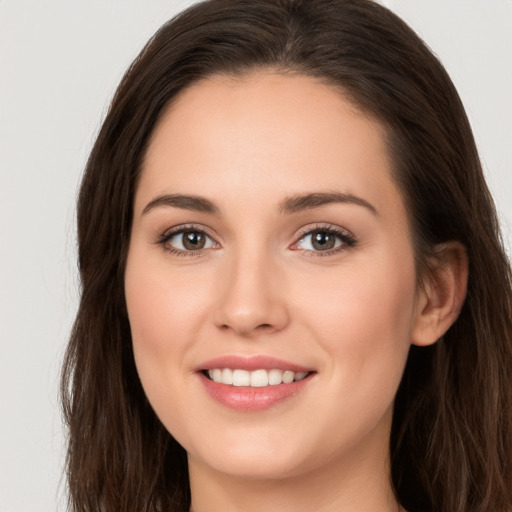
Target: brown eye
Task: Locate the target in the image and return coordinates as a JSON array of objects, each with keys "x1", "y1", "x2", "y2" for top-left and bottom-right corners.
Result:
[
  {"x1": 310, "y1": 229, "x2": 336, "y2": 250},
  {"x1": 294, "y1": 226, "x2": 355, "y2": 254},
  {"x1": 161, "y1": 228, "x2": 217, "y2": 253},
  {"x1": 182, "y1": 231, "x2": 206, "y2": 250},
  {"x1": 300, "y1": 229, "x2": 340, "y2": 251}
]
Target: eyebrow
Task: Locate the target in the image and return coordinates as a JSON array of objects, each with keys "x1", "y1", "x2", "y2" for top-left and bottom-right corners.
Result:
[
  {"x1": 279, "y1": 192, "x2": 378, "y2": 215},
  {"x1": 142, "y1": 194, "x2": 220, "y2": 215},
  {"x1": 141, "y1": 191, "x2": 377, "y2": 217}
]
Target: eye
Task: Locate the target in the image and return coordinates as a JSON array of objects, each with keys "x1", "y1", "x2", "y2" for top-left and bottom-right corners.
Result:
[
  {"x1": 159, "y1": 226, "x2": 218, "y2": 255},
  {"x1": 293, "y1": 226, "x2": 356, "y2": 255}
]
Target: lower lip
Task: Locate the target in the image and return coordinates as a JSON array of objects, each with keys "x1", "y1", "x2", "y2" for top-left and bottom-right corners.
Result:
[{"x1": 199, "y1": 373, "x2": 312, "y2": 411}]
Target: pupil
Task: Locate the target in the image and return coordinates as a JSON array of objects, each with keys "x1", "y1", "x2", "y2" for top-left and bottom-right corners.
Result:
[
  {"x1": 183, "y1": 231, "x2": 205, "y2": 250},
  {"x1": 312, "y1": 230, "x2": 335, "y2": 250}
]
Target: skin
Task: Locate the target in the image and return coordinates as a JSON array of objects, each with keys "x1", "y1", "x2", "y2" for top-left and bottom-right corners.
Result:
[{"x1": 125, "y1": 72, "x2": 467, "y2": 512}]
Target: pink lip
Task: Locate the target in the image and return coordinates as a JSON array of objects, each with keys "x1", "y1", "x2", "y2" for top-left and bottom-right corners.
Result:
[
  {"x1": 196, "y1": 355, "x2": 312, "y2": 373},
  {"x1": 199, "y1": 373, "x2": 313, "y2": 411},
  {"x1": 195, "y1": 355, "x2": 315, "y2": 412}
]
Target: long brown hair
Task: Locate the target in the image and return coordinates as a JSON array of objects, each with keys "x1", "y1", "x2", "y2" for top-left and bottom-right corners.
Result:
[{"x1": 61, "y1": 1, "x2": 512, "y2": 510}]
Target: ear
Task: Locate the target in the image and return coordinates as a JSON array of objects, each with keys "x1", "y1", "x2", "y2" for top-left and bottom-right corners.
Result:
[{"x1": 412, "y1": 241, "x2": 468, "y2": 347}]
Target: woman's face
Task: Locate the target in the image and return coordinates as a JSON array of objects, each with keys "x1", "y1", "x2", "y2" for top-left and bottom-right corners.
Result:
[{"x1": 125, "y1": 72, "x2": 425, "y2": 481}]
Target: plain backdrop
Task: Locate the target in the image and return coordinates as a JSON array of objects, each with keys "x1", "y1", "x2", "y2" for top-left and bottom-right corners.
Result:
[{"x1": 1, "y1": 1, "x2": 511, "y2": 510}]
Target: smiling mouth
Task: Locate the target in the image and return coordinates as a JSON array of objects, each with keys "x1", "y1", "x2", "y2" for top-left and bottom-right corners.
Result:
[{"x1": 203, "y1": 368, "x2": 311, "y2": 387}]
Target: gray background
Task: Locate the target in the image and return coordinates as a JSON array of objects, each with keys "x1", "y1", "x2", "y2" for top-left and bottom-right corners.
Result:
[{"x1": 1, "y1": 1, "x2": 511, "y2": 510}]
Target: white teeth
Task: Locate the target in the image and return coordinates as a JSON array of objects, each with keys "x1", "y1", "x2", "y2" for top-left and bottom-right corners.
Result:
[
  {"x1": 282, "y1": 370, "x2": 294, "y2": 384},
  {"x1": 221, "y1": 368, "x2": 233, "y2": 384},
  {"x1": 232, "y1": 369, "x2": 250, "y2": 387},
  {"x1": 206, "y1": 368, "x2": 309, "y2": 387},
  {"x1": 268, "y1": 369, "x2": 283, "y2": 385},
  {"x1": 250, "y1": 369, "x2": 269, "y2": 387}
]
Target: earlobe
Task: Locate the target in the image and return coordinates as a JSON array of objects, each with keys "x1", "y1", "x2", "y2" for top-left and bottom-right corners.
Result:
[{"x1": 411, "y1": 241, "x2": 468, "y2": 347}]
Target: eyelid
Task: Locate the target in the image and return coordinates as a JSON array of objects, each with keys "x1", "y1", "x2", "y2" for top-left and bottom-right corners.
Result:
[
  {"x1": 158, "y1": 223, "x2": 217, "y2": 241},
  {"x1": 290, "y1": 223, "x2": 357, "y2": 256},
  {"x1": 157, "y1": 223, "x2": 221, "y2": 256},
  {"x1": 156, "y1": 222, "x2": 356, "y2": 258}
]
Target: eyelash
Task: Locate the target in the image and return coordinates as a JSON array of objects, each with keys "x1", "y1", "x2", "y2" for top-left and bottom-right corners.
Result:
[
  {"x1": 157, "y1": 224, "x2": 218, "y2": 258},
  {"x1": 157, "y1": 223, "x2": 357, "y2": 258},
  {"x1": 292, "y1": 224, "x2": 357, "y2": 258}
]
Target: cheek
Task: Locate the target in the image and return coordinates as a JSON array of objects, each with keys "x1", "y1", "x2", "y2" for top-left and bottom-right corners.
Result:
[
  {"x1": 124, "y1": 248, "x2": 211, "y2": 420},
  {"x1": 126, "y1": 273, "x2": 194, "y2": 351},
  {"x1": 293, "y1": 247, "x2": 417, "y2": 392},
  {"x1": 317, "y1": 259, "x2": 415, "y2": 450},
  {"x1": 125, "y1": 244, "x2": 214, "y2": 353}
]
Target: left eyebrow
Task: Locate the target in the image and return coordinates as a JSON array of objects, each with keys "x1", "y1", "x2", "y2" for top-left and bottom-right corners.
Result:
[{"x1": 278, "y1": 192, "x2": 378, "y2": 216}]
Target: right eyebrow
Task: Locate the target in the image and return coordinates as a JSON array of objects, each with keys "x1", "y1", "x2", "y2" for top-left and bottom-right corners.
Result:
[{"x1": 142, "y1": 194, "x2": 221, "y2": 216}]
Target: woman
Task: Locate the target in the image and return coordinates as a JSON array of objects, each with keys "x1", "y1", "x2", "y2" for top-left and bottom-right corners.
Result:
[{"x1": 61, "y1": 0, "x2": 512, "y2": 511}]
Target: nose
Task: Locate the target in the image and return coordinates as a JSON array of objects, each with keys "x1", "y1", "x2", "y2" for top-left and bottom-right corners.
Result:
[{"x1": 213, "y1": 249, "x2": 290, "y2": 337}]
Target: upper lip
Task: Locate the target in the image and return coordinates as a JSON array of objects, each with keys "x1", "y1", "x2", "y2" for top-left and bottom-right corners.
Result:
[{"x1": 196, "y1": 355, "x2": 313, "y2": 373}]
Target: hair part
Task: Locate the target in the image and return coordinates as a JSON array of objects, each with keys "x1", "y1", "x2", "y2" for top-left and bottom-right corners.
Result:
[{"x1": 62, "y1": 1, "x2": 512, "y2": 511}]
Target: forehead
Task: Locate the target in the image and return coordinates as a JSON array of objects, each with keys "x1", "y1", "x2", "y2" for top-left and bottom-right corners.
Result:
[{"x1": 137, "y1": 71, "x2": 404, "y2": 223}]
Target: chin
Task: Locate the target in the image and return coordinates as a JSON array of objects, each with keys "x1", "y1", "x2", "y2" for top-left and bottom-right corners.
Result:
[
  {"x1": 192, "y1": 449, "x2": 312, "y2": 481},
  {"x1": 183, "y1": 425, "x2": 319, "y2": 481}
]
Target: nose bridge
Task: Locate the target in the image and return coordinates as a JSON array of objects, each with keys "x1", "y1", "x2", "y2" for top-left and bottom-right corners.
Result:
[{"x1": 214, "y1": 240, "x2": 289, "y2": 335}]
